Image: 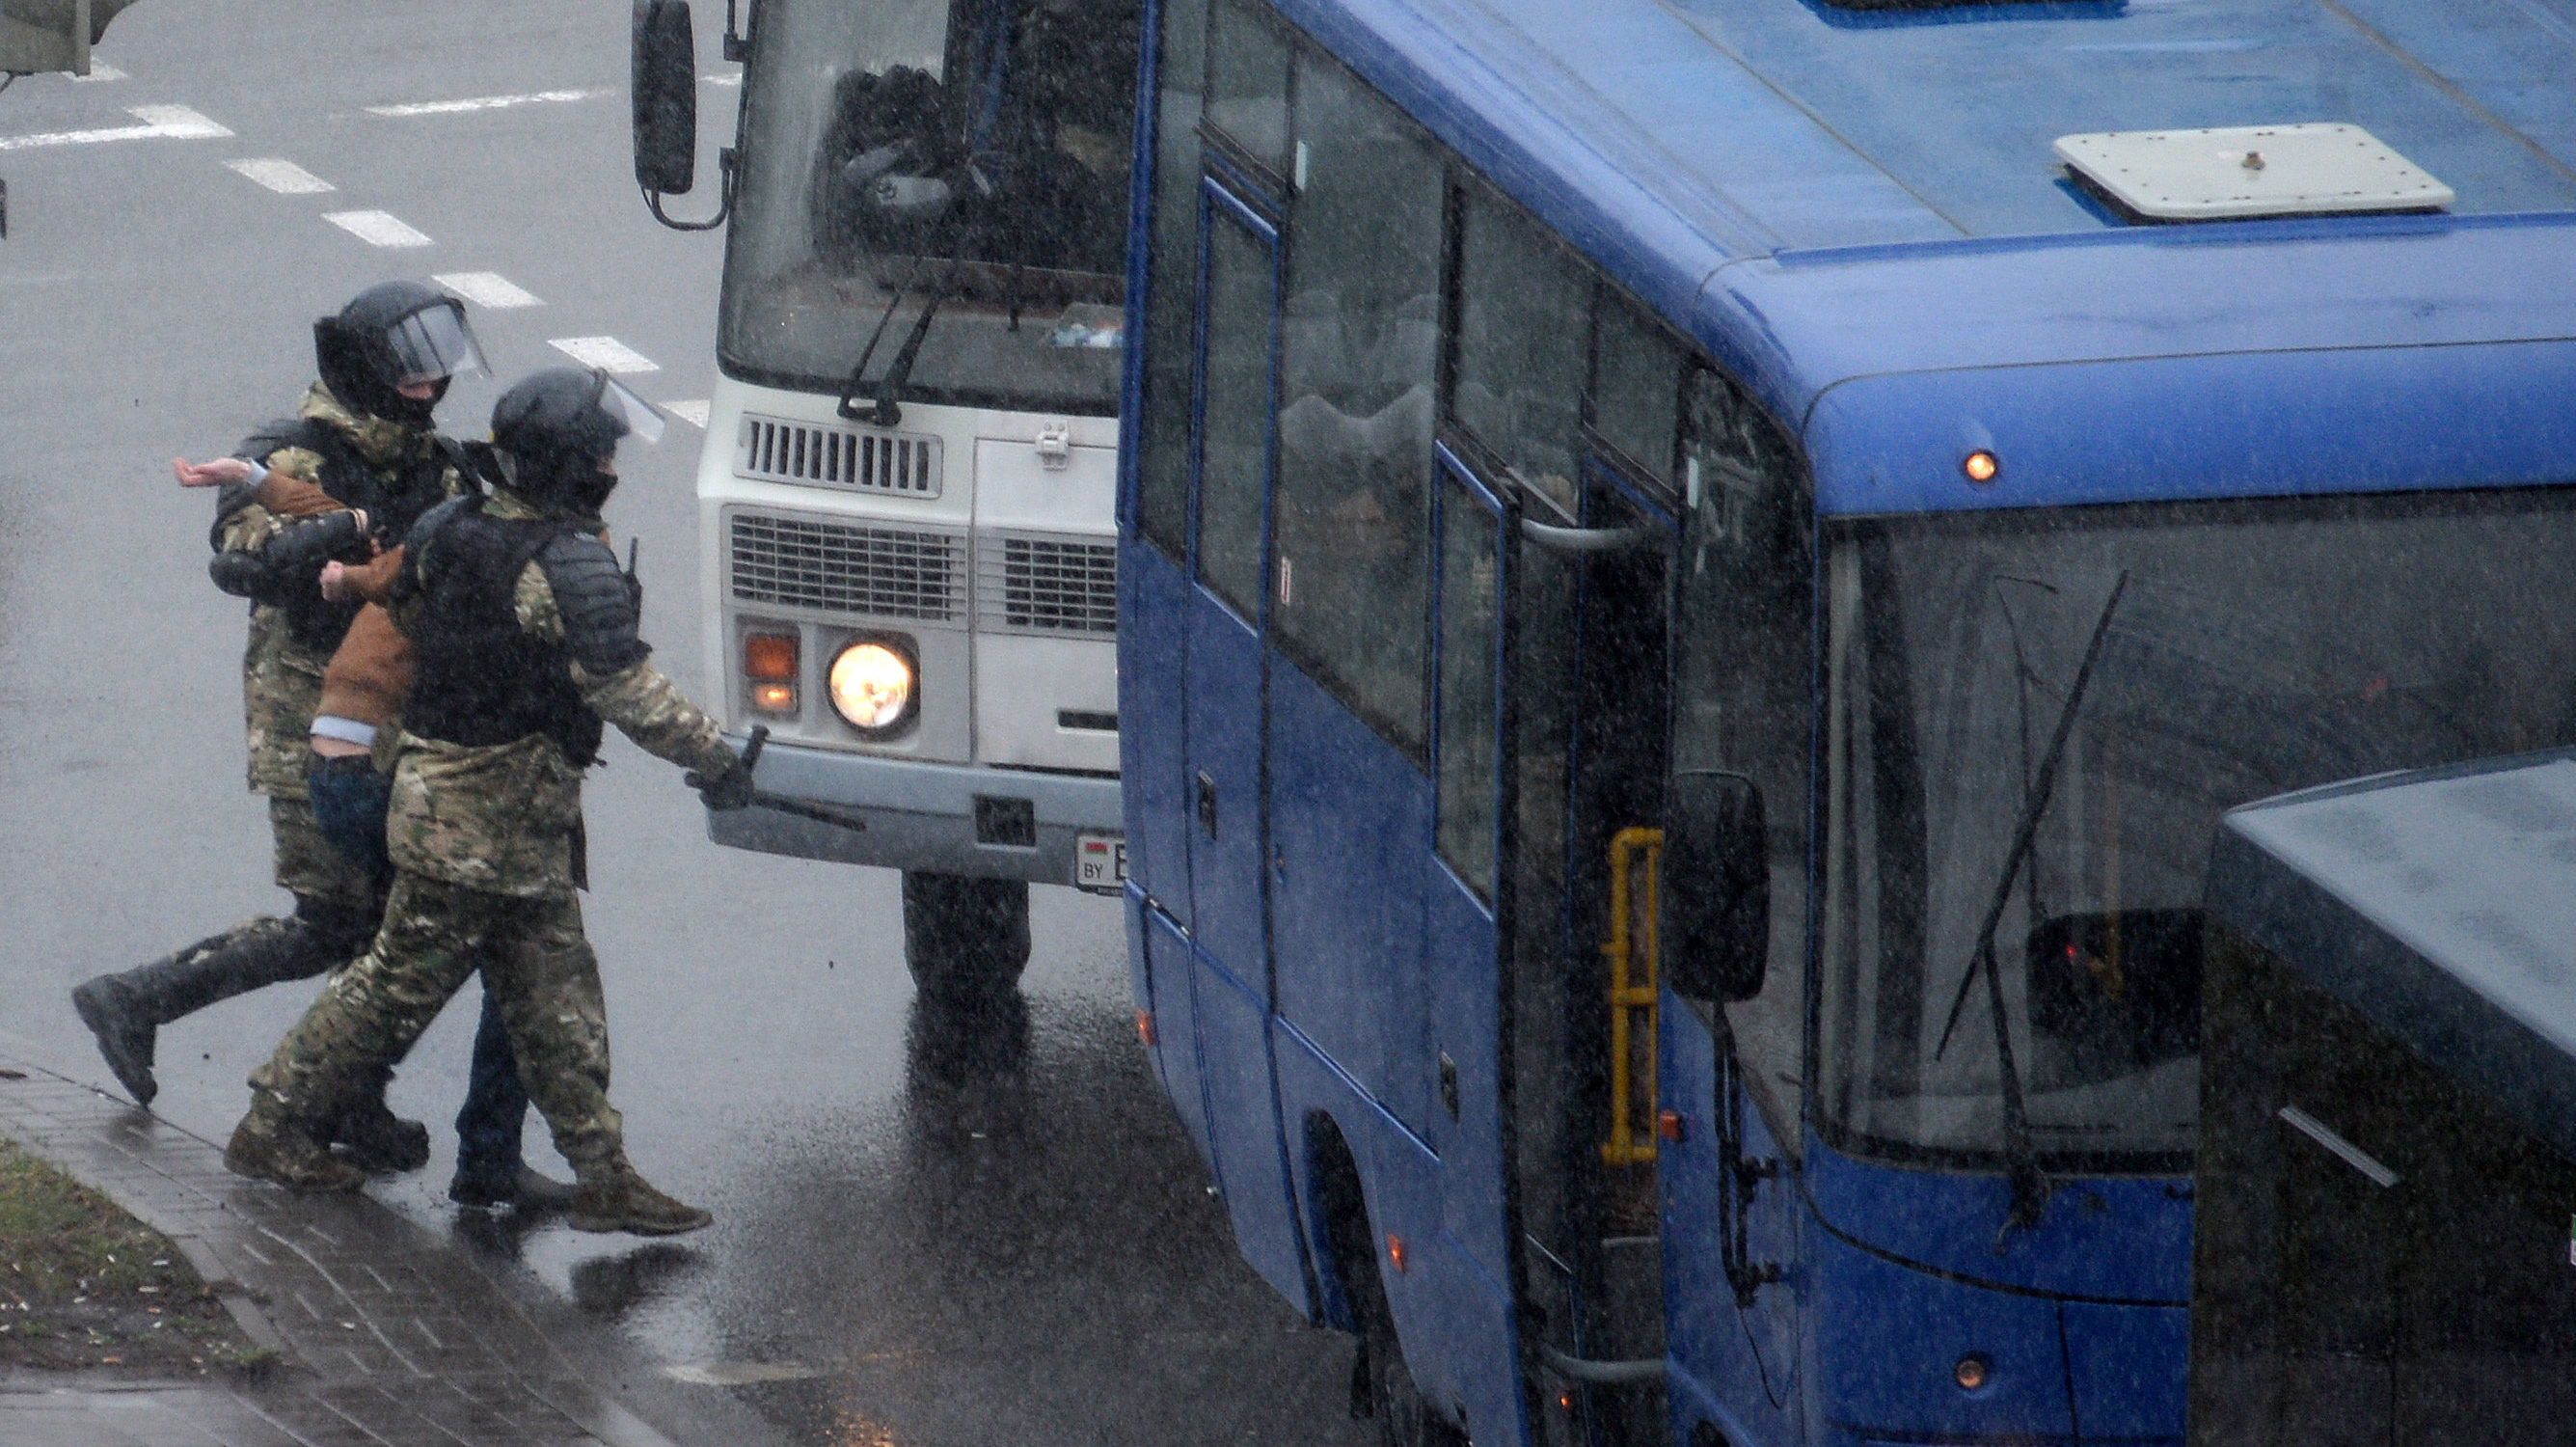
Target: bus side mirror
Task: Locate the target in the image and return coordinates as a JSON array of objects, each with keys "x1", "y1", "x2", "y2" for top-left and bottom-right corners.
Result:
[
  {"x1": 633, "y1": 0, "x2": 698, "y2": 195},
  {"x1": 1664, "y1": 771, "x2": 1769, "y2": 1003}
]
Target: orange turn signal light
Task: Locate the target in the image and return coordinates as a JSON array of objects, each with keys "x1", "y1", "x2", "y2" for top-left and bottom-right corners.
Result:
[
  {"x1": 1657, "y1": 1108, "x2": 1687, "y2": 1143},
  {"x1": 1963, "y1": 450, "x2": 2000, "y2": 484},
  {"x1": 750, "y1": 682, "x2": 797, "y2": 713},
  {"x1": 1955, "y1": 1354, "x2": 1990, "y2": 1391},
  {"x1": 1136, "y1": 1008, "x2": 1156, "y2": 1047},
  {"x1": 745, "y1": 632, "x2": 798, "y2": 680},
  {"x1": 1386, "y1": 1234, "x2": 1408, "y2": 1274}
]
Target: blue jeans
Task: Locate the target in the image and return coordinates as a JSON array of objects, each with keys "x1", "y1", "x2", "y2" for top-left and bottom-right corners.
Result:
[{"x1": 309, "y1": 757, "x2": 532, "y2": 1178}]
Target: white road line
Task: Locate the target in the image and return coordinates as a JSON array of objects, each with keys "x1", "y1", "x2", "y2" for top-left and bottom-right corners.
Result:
[
  {"x1": 549, "y1": 337, "x2": 660, "y2": 373},
  {"x1": 126, "y1": 106, "x2": 230, "y2": 138},
  {"x1": 71, "y1": 63, "x2": 125, "y2": 83},
  {"x1": 0, "y1": 105, "x2": 230, "y2": 151},
  {"x1": 364, "y1": 89, "x2": 603, "y2": 117},
  {"x1": 666, "y1": 399, "x2": 711, "y2": 427},
  {"x1": 324, "y1": 209, "x2": 432, "y2": 248},
  {"x1": 432, "y1": 271, "x2": 541, "y2": 309},
  {"x1": 225, "y1": 158, "x2": 334, "y2": 194},
  {"x1": 703, "y1": 73, "x2": 741, "y2": 86}
]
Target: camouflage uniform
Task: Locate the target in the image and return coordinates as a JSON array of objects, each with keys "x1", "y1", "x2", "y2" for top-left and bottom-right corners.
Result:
[
  {"x1": 247, "y1": 489, "x2": 733, "y2": 1177},
  {"x1": 219, "y1": 383, "x2": 466, "y2": 915}
]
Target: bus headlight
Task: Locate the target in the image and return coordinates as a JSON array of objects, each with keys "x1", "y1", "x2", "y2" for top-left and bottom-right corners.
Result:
[{"x1": 828, "y1": 640, "x2": 914, "y2": 732}]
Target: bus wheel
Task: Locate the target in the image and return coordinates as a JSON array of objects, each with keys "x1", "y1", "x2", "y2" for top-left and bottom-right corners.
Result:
[
  {"x1": 901, "y1": 872, "x2": 1031, "y2": 999},
  {"x1": 1325, "y1": 1170, "x2": 1463, "y2": 1446}
]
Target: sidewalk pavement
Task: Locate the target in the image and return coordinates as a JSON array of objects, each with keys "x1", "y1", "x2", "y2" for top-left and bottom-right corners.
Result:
[{"x1": 0, "y1": 1049, "x2": 796, "y2": 1447}]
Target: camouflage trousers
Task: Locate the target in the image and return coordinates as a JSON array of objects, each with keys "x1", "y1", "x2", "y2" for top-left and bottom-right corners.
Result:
[{"x1": 248, "y1": 871, "x2": 626, "y2": 1175}]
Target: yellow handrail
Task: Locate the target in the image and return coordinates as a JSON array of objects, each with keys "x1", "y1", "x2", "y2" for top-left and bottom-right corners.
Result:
[{"x1": 1601, "y1": 827, "x2": 1664, "y2": 1167}]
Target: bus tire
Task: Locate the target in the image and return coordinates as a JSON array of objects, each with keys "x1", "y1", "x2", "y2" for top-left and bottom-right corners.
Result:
[
  {"x1": 1320, "y1": 1142, "x2": 1463, "y2": 1447},
  {"x1": 901, "y1": 871, "x2": 1031, "y2": 999}
]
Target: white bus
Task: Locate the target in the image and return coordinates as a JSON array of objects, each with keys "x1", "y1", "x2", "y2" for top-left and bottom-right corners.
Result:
[{"x1": 632, "y1": 0, "x2": 1136, "y2": 991}]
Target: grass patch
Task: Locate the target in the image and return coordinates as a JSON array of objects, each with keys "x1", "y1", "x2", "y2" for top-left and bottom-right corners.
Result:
[{"x1": 0, "y1": 1136, "x2": 257, "y2": 1375}]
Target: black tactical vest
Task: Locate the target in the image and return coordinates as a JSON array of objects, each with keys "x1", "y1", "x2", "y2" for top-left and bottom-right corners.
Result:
[
  {"x1": 401, "y1": 501, "x2": 607, "y2": 766},
  {"x1": 227, "y1": 417, "x2": 466, "y2": 656}
]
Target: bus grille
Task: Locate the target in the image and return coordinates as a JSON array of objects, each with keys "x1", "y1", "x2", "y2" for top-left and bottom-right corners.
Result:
[
  {"x1": 976, "y1": 532, "x2": 1118, "y2": 636},
  {"x1": 736, "y1": 415, "x2": 941, "y2": 498},
  {"x1": 729, "y1": 513, "x2": 964, "y2": 624}
]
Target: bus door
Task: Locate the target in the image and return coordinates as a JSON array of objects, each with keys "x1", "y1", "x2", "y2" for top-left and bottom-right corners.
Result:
[
  {"x1": 1178, "y1": 178, "x2": 1307, "y2": 1306},
  {"x1": 1532, "y1": 461, "x2": 1681, "y2": 1435}
]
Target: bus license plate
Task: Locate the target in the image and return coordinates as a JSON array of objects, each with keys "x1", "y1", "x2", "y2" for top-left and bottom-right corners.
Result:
[{"x1": 1076, "y1": 833, "x2": 1127, "y2": 891}]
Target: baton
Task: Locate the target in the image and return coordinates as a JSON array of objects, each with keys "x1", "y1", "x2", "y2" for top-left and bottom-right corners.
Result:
[{"x1": 695, "y1": 724, "x2": 869, "y2": 832}]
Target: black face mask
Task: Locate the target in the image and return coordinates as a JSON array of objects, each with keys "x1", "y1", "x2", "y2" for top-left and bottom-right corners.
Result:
[
  {"x1": 506, "y1": 447, "x2": 620, "y2": 515},
  {"x1": 314, "y1": 316, "x2": 446, "y2": 431}
]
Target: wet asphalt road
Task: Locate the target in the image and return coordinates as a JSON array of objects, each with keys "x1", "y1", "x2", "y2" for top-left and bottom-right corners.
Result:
[{"x1": 0, "y1": 3, "x2": 1368, "y2": 1441}]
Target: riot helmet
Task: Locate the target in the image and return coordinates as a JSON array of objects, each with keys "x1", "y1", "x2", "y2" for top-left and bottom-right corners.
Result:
[
  {"x1": 488, "y1": 367, "x2": 664, "y2": 513},
  {"x1": 312, "y1": 281, "x2": 486, "y2": 431}
]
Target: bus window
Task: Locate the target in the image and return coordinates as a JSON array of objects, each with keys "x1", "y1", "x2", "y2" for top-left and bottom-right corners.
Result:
[
  {"x1": 1204, "y1": 0, "x2": 1289, "y2": 168},
  {"x1": 1195, "y1": 212, "x2": 1277, "y2": 617},
  {"x1": 1590, "y1": 296, "x2": 1684, "y2": 486},
  {"x1": 1674, "y1": 369, "x2": 1812, "y2": 1135},
  {"x1": 1436, "y1": 476, "x2": 1503, "y2": 897},
  {"x1": 1272, "y1": 53, "x2": 1442, "y2": 752},
  {"x1": 1135, "y1": 0, "x2": 1208, "y2": 560},
  {"x1": 1451, "y1": 187, "x2": 1587, "y2": 517}
]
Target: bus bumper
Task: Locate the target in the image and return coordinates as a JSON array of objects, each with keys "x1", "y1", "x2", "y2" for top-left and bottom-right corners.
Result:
[{"x1": 705, "y1": 735, "x2": 1124, "y2": 888}]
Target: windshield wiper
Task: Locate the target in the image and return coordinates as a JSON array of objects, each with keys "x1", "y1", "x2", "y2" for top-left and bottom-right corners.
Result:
[
  {"x1": 835, "y1": 163, "x2": 994, "y2": 429},
  {"x1": 864, "y1": 260, "x2": 963, "y2": 428},
  {"x1": 1931, "y1": 571, "x2": 2129, "y2": 1235}
]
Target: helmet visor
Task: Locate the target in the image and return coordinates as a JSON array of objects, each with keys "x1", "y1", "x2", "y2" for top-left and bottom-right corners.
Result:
[
  {"x1": 596, "y1": 373, "x2": 666, "y2": 447},
  {"x1": 385, "y1": 300, "x2": 488, "y2": 387}
]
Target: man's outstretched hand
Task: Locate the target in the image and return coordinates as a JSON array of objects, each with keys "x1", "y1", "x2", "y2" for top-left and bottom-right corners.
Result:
[{"x1": 174, "y1": 456, "x2": 254, "y2": 489}]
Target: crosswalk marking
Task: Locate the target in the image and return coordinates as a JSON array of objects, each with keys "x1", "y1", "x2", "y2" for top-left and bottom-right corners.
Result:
[
  {"x1": 365, "y1": 89, "x2": 603, "y2": 118},
  {"x1": 666, "y1": 400, "x2": 711, "y2": 427},
  {"x1": 432, "y1": 271, "x2": 541, "y2": 309},
  {"x1": 125, "y1": 106, "x2": 229, "y2": 138},
  {"x1": 71, "y1": 63, "x2": 125, "y2": 83},
  {"x1": 324, "y1": 209, "x2": 432, "y2": 248},
  {"x1": 0, "y1": 105, "x2": 230, "y2": 151},
  {"x1": 549, "y1": 337, "x2": 660, "y2": 373},
  {"x1": 225, "y1": 158, "x2": 334, "y2": 194}
]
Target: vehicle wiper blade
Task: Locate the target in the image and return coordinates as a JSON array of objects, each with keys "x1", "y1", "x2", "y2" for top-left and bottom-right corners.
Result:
[
  {"x1": 1931, "y1": 571, "x2": 2129, "y2": 1232},
  {"x1": 837, "y1": 253, "x2": 932, "y2": 425},
  {"x1": 862, "y1": 259, "x2": 963, "y2": 427},
  {"x1": 836, "y1": 189, "x2": 986, "y2": 429}
]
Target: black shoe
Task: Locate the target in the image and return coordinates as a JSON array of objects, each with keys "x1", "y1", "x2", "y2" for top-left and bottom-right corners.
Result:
[
  {"x1": 449, "y1": 1164, "x2": 580, "y2": 1212},
  {"x1": 70, "y1": 977, "x2": 157, "y2": 1106},
  {"x1": 332, "y1": 1097, "x2": 431, "y2": 1174}
]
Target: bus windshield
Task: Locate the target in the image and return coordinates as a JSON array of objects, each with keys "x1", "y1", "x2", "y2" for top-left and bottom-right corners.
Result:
[
  {"x1": 719, "y1": 0, "x2": 1140, "y2": 415},
  {"x1": 1819, "y1": 487, "x2": 2576, "y2": 1171}
]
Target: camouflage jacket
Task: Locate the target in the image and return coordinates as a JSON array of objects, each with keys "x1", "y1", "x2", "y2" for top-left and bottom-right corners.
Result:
[
  {"x1": 217, "y1": 384, "x2": 465, "y2": 799},
  {"x1": 386, "y1": 490, "x2": 732, "y2": 898}
]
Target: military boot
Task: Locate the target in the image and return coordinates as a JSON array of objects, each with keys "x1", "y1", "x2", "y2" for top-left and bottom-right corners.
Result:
[
  {"x1": 69, "y1": 975, "x2": 159, "y2": 1106},
  {"x1": 226, "y1": 1109, "x2": 366, "y2": 1193},
  {"x1": 569, "y1": 1162, "x2": 712, "y2": 1236},
  {"x1": 72, "y1": 918, "x2": 338, "y2": 1106},
  {"x1": 332, "y1": 1089, "x2": 431, "y2": 1174}
]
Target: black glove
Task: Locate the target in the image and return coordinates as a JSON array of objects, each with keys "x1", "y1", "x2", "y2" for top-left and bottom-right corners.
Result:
[{"x1": 688, "y1": 751, "x2": 755, "y2": 811}]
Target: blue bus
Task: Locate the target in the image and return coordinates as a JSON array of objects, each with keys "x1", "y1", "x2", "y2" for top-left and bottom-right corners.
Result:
[{"x1": 1111, "y1": 0, "x2": 2576, "y2": 1441}]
